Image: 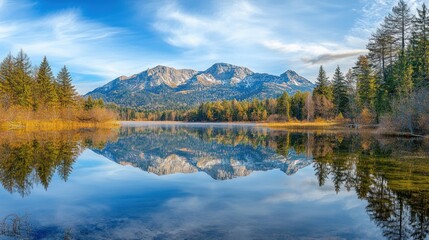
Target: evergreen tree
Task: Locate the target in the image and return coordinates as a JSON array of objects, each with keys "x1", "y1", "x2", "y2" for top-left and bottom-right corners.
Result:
[
  {"x1": 34, "y1": 56, "x2": 58, "y2": 110},
  {"x1": 57, "y1": 65, "x2": 77, "y2": 107},
  {"x1": 276, "y1": 92, "x2": 290, "y2": 120},
  {"x1": 385, "y1": 0, "x2": 413, "y2": 54},
  {"x1": 290, "y1": 91, "x2": 306, "y2": 120},
  {"x1": 12, "y1": 50, "x2": 33, "y2": 108},
  {"x1": 332, "y1": 66, "x2": 349, "y2": 116},
  {"x1": 313, "y1": 65, "x2": 332, "y2": 99},
  {"x1": 355, "y1": 56, "x2": 377, "y2": 112},
  {"x1": 0, "y1": 53, "x2": 14, "y2": 106},
  {"x1": 367, "y1": 26, "x2": 396, "y2": 81},
  {"x1": 313, "y1": 66, "x2": 334, "y2": 119},
  {"x1": 411, "y1": 3, "x2": 429, "y2": 87}
]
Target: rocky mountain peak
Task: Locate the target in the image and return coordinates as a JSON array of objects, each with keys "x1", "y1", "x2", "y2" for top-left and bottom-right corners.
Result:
[
  {"x1": 280, "y1": 69, "x2": 314, "y2": 87},
  {"x1": 204, "y1": 63, "x2": 254, "y2": 83},
  {"x1": 139, "y1": 65, "x2": 197, "y2": 88}
]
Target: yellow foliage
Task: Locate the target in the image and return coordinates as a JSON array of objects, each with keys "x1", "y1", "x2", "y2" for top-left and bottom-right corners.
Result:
[
  {"x1": 359, "y1": 107, "x2": 374, "y2": 124},
  {"x1": 259, "y1": 120, "x2": 341, "y2": 129},
  {"x1": 0, "y1": 106, "x2": 118, "y2": 131},
  {"x1": 335, "y1": 112, "x2": 345, "y2": 121}
]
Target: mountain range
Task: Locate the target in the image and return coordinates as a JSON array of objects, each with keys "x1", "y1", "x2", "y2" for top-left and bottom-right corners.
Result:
[{"x1": 86, "y1": 63, "x2": 315, "y2": 110}]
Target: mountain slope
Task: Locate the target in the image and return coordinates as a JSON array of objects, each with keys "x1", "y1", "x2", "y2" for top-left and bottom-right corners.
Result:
[{"x1": 86, "y1": 63, "x2": 315, "y2": 110}]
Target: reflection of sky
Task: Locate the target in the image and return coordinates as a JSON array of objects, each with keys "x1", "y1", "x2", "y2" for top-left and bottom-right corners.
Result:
[{"x1": 0, "y1": 149, "x2": 382, "y2": 239}]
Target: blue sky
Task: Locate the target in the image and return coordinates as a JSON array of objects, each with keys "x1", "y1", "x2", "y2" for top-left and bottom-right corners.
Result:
[{"x1": 0, "y1": 0, "x2": 426, "y2": 94}]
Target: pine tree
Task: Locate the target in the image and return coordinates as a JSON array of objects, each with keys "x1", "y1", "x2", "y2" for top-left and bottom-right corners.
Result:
[
  {"x1": 57, "y1": 65, "x2": 77, "y2": 108},
  {"x1": 385, "y1": 0, "x2": 413, "y2": 54},
  {"x1": 355, "y1": 55, "x2": 377, "y2": 111},
  {"x1": 332, "y1": 66, "x2": 349, "y2": 116},
  {"x1": 12, "y1": 50, "x2": 33, "y2": 108},
  {"x1": 276, "y1": 92, "x2": 290, "y2": 120},
  {"x1": 313, "y1": 65, "x2": 332, "y2": 100},
  {"x1": 411, "y1": 3, "x2": 429, "y2": 87},
  {"x1": 367, "y1": 26, "x2": 396, "y2": 82},
  {"x1": 35, "y1": 56, "x2": 58, "y2": 110},
  {"x1": 313, "y1": 66, "x2": 334, "y2": 119},
  {"x1": 0, "y1": 53, "x2": 14, "y2": 106}
]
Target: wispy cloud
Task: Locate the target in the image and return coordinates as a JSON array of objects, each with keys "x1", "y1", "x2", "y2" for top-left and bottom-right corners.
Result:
[
  {"x1": 0, "y1": 2, "x2": 153, "y2": 93},
  {"x1": 153, "y1": 1, "x2": 269, "y2": 49},
  {"x1": 347, "y1": 0, "x2": 426, "y2": 46},
  {"x1": 1, "y1": 0, "x2": 423, "y2": 92},
  {"x1": 302, "y1": 50, "x2": 367, "y2": 65},
  {"x1": 152, "y1": 0, "x2": 368, "y2": 78}
]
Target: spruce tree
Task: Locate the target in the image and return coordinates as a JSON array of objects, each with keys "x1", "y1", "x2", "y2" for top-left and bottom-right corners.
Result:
[
  {"x1": 12, "y1": 50, "x2": 33, "y2": 108},
  {"x1": 313, "y1": 66, "x2": 334, "y2": 119},
  {"x1": 367, "y1": 26, "x2": 396, "y2": 82},
  {"x1": 332, "y1": 66, "x2": 349, "y2": 116},
  {"x1": 354, "y1": 56, "x2": 376, "y2": 111},
  {"x1": 0, "y1": 53, "x2": 14, "y2": 106},
  {"x1": 276, "y1": 92, "x2": 290, "y2": 120},
  {"x1": 57, "y1": 65, "x2": 77, "y2": 108},
  {"x1": 385, "y1": 0, "x2": 413, "y2": 54},
  {"x1": 313, "y1": 65, "x2": 332, "y2": 99},
  {"x1": 411, "y1": 3, "x2": 429, "y2": 87},
  {"x1": 35, "y1": 56, "x2": 58, "y2": 110}
]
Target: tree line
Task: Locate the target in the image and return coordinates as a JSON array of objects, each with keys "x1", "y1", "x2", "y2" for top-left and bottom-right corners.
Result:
[
  {"x1": 0, "y1": 50, "x2": 77, "y2": 110},
  {"x1": 347, "y1": 0, "x2": 429, "y2": 134},
  {"x1": 0, "y1": 50, "x2": 116, "y2": 123}
]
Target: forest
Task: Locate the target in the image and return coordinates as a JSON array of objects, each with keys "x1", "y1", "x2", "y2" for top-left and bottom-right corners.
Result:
[
  {"x1": 119, "y1": 0, "x2": 429, "y2": 135},
  {"x1": 0, "y1": 50, "x2": 116, "y2": 128}
]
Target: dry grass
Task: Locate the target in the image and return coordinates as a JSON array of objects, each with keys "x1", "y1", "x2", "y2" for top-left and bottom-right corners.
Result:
[
  {"x1": 0, "y1": 106, "x2": 119, "y2": 131},
  {"x1": 1, "y1": 120, "x2": 119, "y2": 131},
  {"x1": 258, "y1": 120, "x2": 344, "y2": 129}
]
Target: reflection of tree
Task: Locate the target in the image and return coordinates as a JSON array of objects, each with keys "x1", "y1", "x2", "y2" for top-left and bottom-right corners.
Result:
[
  {"x1": 312, "y1": 134, "x2": 429, "y2": 240},
  {"x1": 118, "y1": 126, "x2": 313, "y2": 160},
  {"x1": 0, "y1": 129, "x2": 118, "y2": 197}
]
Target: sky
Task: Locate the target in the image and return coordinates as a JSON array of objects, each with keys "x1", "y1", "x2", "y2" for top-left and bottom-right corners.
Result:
[{"x1": 0, "y1": 0, "x2": 427, "y2": 94}]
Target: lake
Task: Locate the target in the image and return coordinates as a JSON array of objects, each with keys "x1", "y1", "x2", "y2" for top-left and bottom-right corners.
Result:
[{"x1": 0, "y1": 122, "x2": 428, "y2": 239}]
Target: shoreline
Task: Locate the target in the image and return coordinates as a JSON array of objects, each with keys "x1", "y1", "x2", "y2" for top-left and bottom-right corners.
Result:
[
  {"x1": 1, "y1": 120, "x2": 426, "y2": 138},
  {"x1": 119, "y1": 121, "x2": 429, "y2": 138},
  {"x1": 0, "y1": 120, "x2": 120, "y2": 131}
]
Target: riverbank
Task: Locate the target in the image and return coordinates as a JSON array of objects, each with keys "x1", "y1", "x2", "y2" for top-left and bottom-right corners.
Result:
[
  {"x1": 0, "y1": 120, "x2": 120, "y2": 131},
  {"x1": 258, "y1": 120, "x2": 344, "y2": 129}
]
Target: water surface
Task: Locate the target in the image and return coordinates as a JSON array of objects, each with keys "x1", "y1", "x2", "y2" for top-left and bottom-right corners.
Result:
[{"x1": 0, "y1": 123, "x2": 428, "y2": 239}]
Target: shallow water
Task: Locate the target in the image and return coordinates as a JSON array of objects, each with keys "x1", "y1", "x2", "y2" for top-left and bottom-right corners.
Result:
[{"x1": 0, "y1": 123, "x2": 428, "y2": 239}]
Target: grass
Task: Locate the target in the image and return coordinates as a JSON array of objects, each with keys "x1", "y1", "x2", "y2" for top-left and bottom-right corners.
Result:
[
  {"x1": 0, "y1": 120, "x2": 119, "y2": 131},
  {"x1": 258, "y1": 120, "x2": 345, "y2": 129},
  {"x1": 0, "y1": 107, "x2": 119, "y2": 131}
]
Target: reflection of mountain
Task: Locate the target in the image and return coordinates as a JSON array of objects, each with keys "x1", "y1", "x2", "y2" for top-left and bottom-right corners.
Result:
[{"x1": 93, "y1": 126, "x2": 313, "y2": 180}]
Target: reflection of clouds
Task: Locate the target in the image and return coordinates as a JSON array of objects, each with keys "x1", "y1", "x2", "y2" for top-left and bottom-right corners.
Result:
[
  {"x1": 0, "y1": 150, "x2": 381, "y2": 239},
  {"x1": 263, "y1": 173, "x2": 356, "y2": 204}
]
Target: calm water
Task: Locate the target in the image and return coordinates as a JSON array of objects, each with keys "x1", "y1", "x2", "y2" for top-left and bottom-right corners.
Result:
[{"x1": 0, "y1": 123, "x2": 428, "y2": 239}]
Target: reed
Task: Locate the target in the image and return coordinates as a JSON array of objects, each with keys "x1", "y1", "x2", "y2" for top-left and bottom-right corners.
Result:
[{"x1": 258, "y1": 120, "x2": 343, "y2": 129}]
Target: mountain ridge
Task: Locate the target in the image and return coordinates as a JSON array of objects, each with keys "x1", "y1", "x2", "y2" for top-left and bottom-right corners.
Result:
[{"x1": 86, "y1": 63, "x2": 315, "y2": 110}]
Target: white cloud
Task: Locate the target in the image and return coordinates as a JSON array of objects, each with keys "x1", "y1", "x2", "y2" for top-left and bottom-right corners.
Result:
[
  {"x1": 152, "y1": 0, "x2": 369, "y2": 80},
  {"x1": 347, "y1": 0, "x2": 426, "y2": 46},
  {"x1": 154, "y1": 0, "x2": 269, "y2": 49},
  {"x1": 0, "y1": 5, "x2": 153, "y2": 94},
  {"x1": 2, "y1": 0, "x2": 425, "y2": 93},
  {"x1": 0, "y1": 9, "x2": 124, "y2": 69},
  {"x1": 262, "y1": 40, "x2": 331, "y2": 55}
]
